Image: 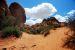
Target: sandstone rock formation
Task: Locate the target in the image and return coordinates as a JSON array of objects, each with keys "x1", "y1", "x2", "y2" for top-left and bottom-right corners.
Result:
[
  {"x1": 24, "y1": 17, "x2": 61, "y2": 34},
  {"x1": 0, "y1": 0, "x2": 11, "y2": 16},
  {"x1": 9, "y1": 2, "x2": 26, "y2": 28},
  {"x1": 24, "y1": 17, "x2": 66, "y2": 34},
  {"x1": 0, "y1": 0, "x2": 26, "y2": 30},
  {"x1": 42, "y1": 17, "x2": 59, "y2": 25}
]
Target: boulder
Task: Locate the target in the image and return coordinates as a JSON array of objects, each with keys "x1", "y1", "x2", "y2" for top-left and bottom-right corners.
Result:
[{"x1": 9, "y1": 2, "x2": 26, "y2": 28}]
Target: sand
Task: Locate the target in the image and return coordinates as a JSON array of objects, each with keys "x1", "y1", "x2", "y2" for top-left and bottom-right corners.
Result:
[{"x1": 0, "y1": 27, "x2": 72, "y2": 50}]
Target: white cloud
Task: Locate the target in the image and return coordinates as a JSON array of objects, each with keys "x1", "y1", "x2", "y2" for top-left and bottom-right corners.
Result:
[
  {"x1": 54, "y1": 10, "x2": 75, "y2": 22},
  {"x1": 66, "y1": 10, "x2": 75, "y2": 21},
  {"x1": 67, "y1": 10, "x2": 75, "y2": 15},
  {"x1": 35, "y1": 19, "x2": 43, "y2": 23},
  {"x1": 25, "y1": 3, "x2": 57, "y2": 26},
  {"x1": 24, "y1": 2, "x2": 75, "y2": 26},
  {"x1": 25, "y1": 9, "x2": 75, "y2": 26},
  {"x1": 54, "y1": 14, "x2": 67, "y2": 22},
  {"x1": 25, "y1": 19, "x2": 35, "y2": 26},
  {"x1": 25, "y1": 18, "x2": 43, "y2": 26},
  {"x1": 25, "y1": 3, "x2": 57, "y2": 19}
]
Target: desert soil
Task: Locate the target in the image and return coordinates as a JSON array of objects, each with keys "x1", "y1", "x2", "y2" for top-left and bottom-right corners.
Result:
[{"x1": 0, "y1": 27, "x2": 72, "y2": 50}]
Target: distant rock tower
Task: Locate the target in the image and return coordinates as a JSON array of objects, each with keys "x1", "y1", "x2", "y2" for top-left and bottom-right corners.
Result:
[
  {"x1": 9, "y1": 2, "x2": 26, "y2": 28},
  {"x1": 42, "y1": 17, "x2": 59, "y2": 25}
]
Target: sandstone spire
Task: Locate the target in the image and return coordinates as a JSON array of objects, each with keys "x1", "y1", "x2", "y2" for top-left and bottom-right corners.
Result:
[{"x1": 0, "y1": 0, "x2": 11, "y2": 16}]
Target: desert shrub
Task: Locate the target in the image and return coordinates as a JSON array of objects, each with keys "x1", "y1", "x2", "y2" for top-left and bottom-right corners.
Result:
[
  {"x1": 3, "y1": 16, "x2": 15, "y2": 26},
  {"x1": 68, "y1": 18, "x2": 75, "y2": 32},
  {"x1": 2, "y1": 48, "x2": 7, "y2": 50},
  {"x1": 29, "y1": 27, "x2": 44, "y2": 34},
  {"x1": 26, "y1": 24, "x2": 61, "y2": 36},
  {"x1": 20, "y1": 27, "x2": 26, "y2": 32},
  {"x1": 63, "y1": 36, "x2": 75, "y2": 49},
  {"x1": 53, "y1": 24, "x2": 61, "y2": 28},
  {"x1": 30, "y1": 29, "x2": 38, "y2": 34},
  {"x1": 63, "y1": 13, "x2": 75, "y2": 50},
  {"x1": 0, "y1": 7, "x2": 16, "y2": 30},
  {"x1": 40, "y1": 25, "x2": 53, "y2": 36},
  {"x1": 1, "y1": 26, "x2": 21, "y2": 38},
  {"x1": 0, "y1": 16, "x2": 16, "y2": 30},
  {"x1": 43, "y1": 31, "x2": 49, "y2": 37},
  {"x1": 29, "y1": 25, "x2": 54, "y2": 35},
  {"x1": 0, "y1": 7, "x2": 5, "y2": 17}
]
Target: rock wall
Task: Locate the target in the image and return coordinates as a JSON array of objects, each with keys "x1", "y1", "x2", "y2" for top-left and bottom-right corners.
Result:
[
  {"x1": 0, "y1": 0, "x2": 26, "y2": 29},
  {"x1": 0, "y1": 0, "x2": 11, "y2": 16}
]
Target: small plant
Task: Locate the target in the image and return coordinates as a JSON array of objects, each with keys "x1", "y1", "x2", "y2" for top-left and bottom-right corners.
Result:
[
  {"x1": 2, "y1": 48, "x2": 7, "y2": 50},
  {"x1": 1, "y1": 26, "x2": 22, "y2": 38},
  {"x1": 28, "y1": 25, "x2": 54, "y2": 36},
  {"x1": 53, "y1": 24, "x2": 61, "y2": 28},
  {"x1": 63, "y1": 13, "x2": 75, "y2": 50},
  {"x1": 0, "y1": 16, "x2": 16, "y2": 30},
  {"x1": 63, "y1": 36, "x2": 75, "y2": 48}
]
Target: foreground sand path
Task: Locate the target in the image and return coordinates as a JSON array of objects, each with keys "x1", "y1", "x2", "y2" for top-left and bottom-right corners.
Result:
[{"x1": 0, "y1": 27, "x2": 72, "y2": 50}]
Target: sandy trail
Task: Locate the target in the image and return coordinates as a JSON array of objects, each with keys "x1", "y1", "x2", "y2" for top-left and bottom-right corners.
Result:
[{"x1": 0, "y1": 27, "x2": 72, "y2": 50}]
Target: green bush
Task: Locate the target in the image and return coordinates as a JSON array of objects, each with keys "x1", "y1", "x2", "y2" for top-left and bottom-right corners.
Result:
[
  {"x1": 29, "y1": 25, "x2": 54, "y2": 35},
  {"x1": 0, "y1": 7, "x2": 16, "y2": 30},
  {"x1": 1, "y1": 26, "x2": 22, "y2": 38},
  {"x1": 62, "y1": 14, "x2": 75, "y2": 50},
  {"x1": 63, "y1": 36, "x2": 75, "y2": 49},
  {"x1": 2, "y1": 16, "x2": 15, "y2": 26},
  {"x1": 53, "y1": 24, "x2": 61, "y2": 28},
  {"x1": 0, "y1": 7, "x2": 5, "y2": 17},
  {"x1": 0, "y1": 16, "x2": 16, "y2": 30}
]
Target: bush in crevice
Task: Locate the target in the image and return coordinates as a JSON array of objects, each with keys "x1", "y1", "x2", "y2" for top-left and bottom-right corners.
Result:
[
  {"x1": 29, "y1": 25, "x2": 54, "y2": 36},
  {"x1": 1, "y1": 16, "x2": 16, "y2": 28},
  {"x1": 63, "y1": 14, "x2": 75, "y2": 50},
  {"x1": 1, "y1": 26, "x2": 22, "y2": 38},
  {"x1": 0, "y1": 7, "x2": 15, "y2": 30},
  {"x1": 63, "y1": 36, "x2": 75, "y2": 50}
]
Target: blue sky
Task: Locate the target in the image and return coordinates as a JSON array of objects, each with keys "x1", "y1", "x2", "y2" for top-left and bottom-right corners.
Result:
[
  {"x1": 7, "y1": 0, "x2": 75, "y2": 26},
  {"x1": 7, "y1": 0, "x2": 75, "y2": 16}
]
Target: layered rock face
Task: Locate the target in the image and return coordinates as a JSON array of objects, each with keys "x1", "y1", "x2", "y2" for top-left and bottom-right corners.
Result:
[
  {"x1": 0, "y1": 0, "x2": 26, "y2": 29},
  {"x1": 25, "y1": 17, "x2": 66, "y2": 30},
  {"x1": 42, "y1": 17, "x2": 59, "y2": 25},
  {"x1": 0, "y1": 0, "x2": 11, "y2": 16},
  {"x1": 9, "y1": 2, "x2": 26, "y2": 28},
  {"x1": 0, "y1": 0, "x2": 11, "y2": 30}
]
